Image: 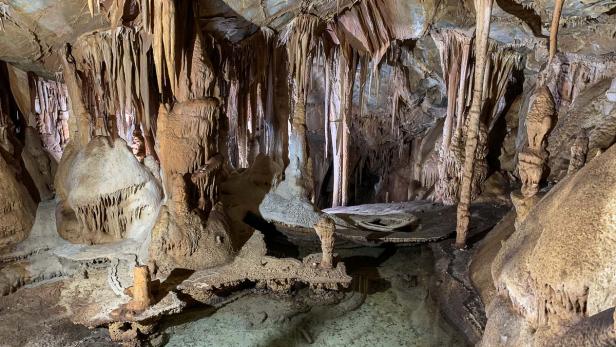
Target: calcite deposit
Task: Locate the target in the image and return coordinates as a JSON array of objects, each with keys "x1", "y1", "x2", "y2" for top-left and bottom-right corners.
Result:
[{"x1": 0, "y1": 0, "x2": 615, "y2": 345}]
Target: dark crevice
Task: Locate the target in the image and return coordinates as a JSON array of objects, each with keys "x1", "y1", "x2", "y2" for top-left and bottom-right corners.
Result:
[{"x1": 495, "y1": 0, "x2": 547, "y2": 38}]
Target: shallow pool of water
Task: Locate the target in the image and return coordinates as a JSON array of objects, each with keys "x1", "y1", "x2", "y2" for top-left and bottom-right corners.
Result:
[{"x1": 159, "y1": 245, "x2": 467, "y2": 346}]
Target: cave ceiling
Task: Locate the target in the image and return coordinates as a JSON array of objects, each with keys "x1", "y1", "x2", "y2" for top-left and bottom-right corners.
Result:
[{"x1": 0, "y1": 0, "x2": 615, "y2": 78}]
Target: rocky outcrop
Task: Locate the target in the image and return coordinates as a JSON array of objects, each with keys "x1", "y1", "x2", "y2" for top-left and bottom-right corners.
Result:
[{"x1": 484, "y1": 144, "x2": 616, "y2": 346}]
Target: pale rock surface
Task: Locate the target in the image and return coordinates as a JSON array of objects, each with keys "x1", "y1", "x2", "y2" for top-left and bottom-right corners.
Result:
[
  {"x1": 486, "y1": 144, "x2": 616, "y2": 345},
  {"x1": 56, "y1": 136, "x2": 162, "y2": 244}
]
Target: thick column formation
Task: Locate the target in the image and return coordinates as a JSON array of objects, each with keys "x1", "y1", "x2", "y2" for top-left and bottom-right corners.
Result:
[{"x1": 511, "y1": 86, "x2": 555, "y2": 227}]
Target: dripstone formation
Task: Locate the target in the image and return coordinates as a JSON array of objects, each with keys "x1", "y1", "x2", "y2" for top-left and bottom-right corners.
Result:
[{"x1": 0, "y1": 0, "x2": 615, "y2": 346}]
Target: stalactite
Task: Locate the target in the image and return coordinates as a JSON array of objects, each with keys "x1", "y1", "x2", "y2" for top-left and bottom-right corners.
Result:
[
  {"x1": 143, "y1": 0, "x2": 178, "y2": 95},
  {"x1": 61, "y1": 45, "x2": 91, "y2": 147},
  {"x1": 432, "y1": 29, "x2": 522, "y2": 205},
  {"x1": 456, "y1": 0, "x2": 494, "y2": 249},
  {"x1": 87, "y1": 0, "x2": 100, "y2": 17},
  {"x1": 223, "y1": 28, "x2": 280, "y2": 168},
  {"x1": 190, "y1": 153, "x2": 223, "y2": 214},
  {"x1": 72, "y1": 26, "x2": 156, "y2": 142},
  {"x1": 74, "y1": 183, "x2": 147, "y2": 239},
  {"x1": 26, "y1": 75, "x2": 70, "y2": 161},
  {"x1": 323, "y1": 42, "x2": 358, "y2": 207},
  {"x1": 279, "y1": 14, "x2": 322, "y2": 198},
  {"x1": 548, "y1": 0, "x2": 566, "y2": 62}
]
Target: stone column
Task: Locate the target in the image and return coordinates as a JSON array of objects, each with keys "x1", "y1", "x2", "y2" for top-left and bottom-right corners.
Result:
[
  {"x1": 314, "y1": 215, "x2": 335, "y2": 269},
  {"x1": 512, "y1": 85, "x2": 555, "y2": 227},
  {"x1": 127, "y1": 265, "x2": 153, "y2": 312}
]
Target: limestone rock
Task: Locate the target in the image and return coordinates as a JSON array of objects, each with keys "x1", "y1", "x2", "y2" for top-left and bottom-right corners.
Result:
[
  {"x1": 0, "y1": 155, "x2": 35, "y2": 250},
  {"x1": 149, "y1": 175, "x2": 234, "y2": 273},
  {"x1": 56, "y1": 136, "x2": 162, "y2": 244},
  {"x1": 489, "y1": 144, "x2": 616, "y2": 344}
]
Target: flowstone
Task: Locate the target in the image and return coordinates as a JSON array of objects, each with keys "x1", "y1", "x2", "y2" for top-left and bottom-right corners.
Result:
[
  {"x1": 55, "y1": 136, "x2": 162, "y2": 244},
  {"x1": 0, "y1": 155, "x2": 36, "y2": 250},
  {"x1": 486, "y1": 145, "x2": 616, "y2": 345}
]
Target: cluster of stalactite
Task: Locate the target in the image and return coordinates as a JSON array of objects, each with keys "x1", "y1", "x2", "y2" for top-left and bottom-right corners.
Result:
[
  {"x1": 222, "y1": 28, "x2": 287, "y2": 169},
  {"x1": 4, "y1": 64, "x2": 70, "y2": 162},
  {"x1": 431, "y1": 29, "x2": 522, "y2": 205},
  {"x1": 72, "y1": 26, "x2": 153, "y2": 142},
  {"x1": 73, "y1": 182, "x2": 147, "y2": 239},
  {"x1": 28, "y1": 75, "x2": 70, "y2": 161},
  {"x1": 140, "y1": 0, "x2": 179, "y2": 95},
  {"x1": 313, "y1": 0, "x2": 424, "y2": 206},
  {"x1": 535, "y1": 281, "x2": 589, "y2": 328}
]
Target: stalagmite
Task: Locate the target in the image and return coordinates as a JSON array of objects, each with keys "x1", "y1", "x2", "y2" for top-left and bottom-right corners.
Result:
[
  {"x1": 279, "y1": 14, "x2": 322, "y2": 199},
  {"x1": 517, "y1": 151, "x2": 544, "y2": 198},
  {"x1": 510, "y1": 85, "x2": 556, "y2": 226},
  {"x1": 125, "y1": 265, "x2": 154, "y2": 312},
  {"x1": 567, "y1": 131, "x2": 589, "y2": 174},
  {"x1": 455, "y1": 0, "x2": 494, "y2": 249},
  {"x1": 526, "y1": 86, "x2": 556, "y2": 154},
  {"x1": 314, "y1": 215, "x2": 336, "y2": 269}
]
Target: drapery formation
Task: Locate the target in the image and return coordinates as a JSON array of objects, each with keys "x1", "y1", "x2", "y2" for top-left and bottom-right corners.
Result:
[
  {"x1": 223, "y1": 28, "x2": 287, "y2": 169},
  {"x1": 432, "y1": 29, "x2": 522, "y2": 206},
  {"x1": 72, "y1": 27, "x2": 153, "y2": 142}
]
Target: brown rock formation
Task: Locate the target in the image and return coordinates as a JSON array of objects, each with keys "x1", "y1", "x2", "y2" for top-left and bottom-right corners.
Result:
[
  {"x1": 157, "y1": 98, "x2": 221, "y2": 209},
  {"x1": 518, "y1": 151, "x2": 545, "y2": 198},
  {"x1": 567, "y1": 132, "x2": 589, "y2": 174},
  {"x1": 0, "y1": 155, "x2": 35, "y2": 250},
  {"x1": 314, "y1": 215, "x2": 336, "y2": 269},
  {"x1": 125, "y1": 265, "x2": 154, "y2": 313},
  {"x1": 526, "y1": 86, "x2": 555, "y2": 154},
  {"x1": 56, "y1": 137, "x2": 162, "y2": 244},
  {"x1": 149, "y1": 174, "x2": 234, "y2": 274}
]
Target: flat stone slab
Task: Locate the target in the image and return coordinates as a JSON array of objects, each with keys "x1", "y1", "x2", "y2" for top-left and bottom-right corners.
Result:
[{"x1": 275, "y1": 201, "x2": 509, "y2": 246}]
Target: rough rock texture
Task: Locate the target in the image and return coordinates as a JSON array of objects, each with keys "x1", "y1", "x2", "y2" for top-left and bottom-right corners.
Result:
[
  {"x1": 0, "y1": 281, "x2": 118, "y2": 346},
  {"x1": 0, "y1": 155, "x2": 36, "y2": 250},
  {"x1": 157, "y1": 99, "x2": 221, "y2": 203},
  {"x1": 314, "y1": 215, "x2": 336, "y2": 269},
  {"x1": 149, "y1": 177, "x2": 234, "y2": 274},
  {"x1": 179, "y1": 230, "x2": 352, "y2": 303},
  {"x1": 487, "y1": 144, "x2": 616, "y2": 345},
  {"x1": 21, "y1": 126, "x2": 55, "y2": 201},
  {"x1": 56, "y1": 136, "x2": 162, "y2": 244}
]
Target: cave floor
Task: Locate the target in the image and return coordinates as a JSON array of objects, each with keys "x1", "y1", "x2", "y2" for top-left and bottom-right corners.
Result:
[
  {"x1": 159, "y1": 245, "x2": 468, "y2": 347},
  {"x1": 0, "y1": 199, "x2": 509, "y2": 346}
]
